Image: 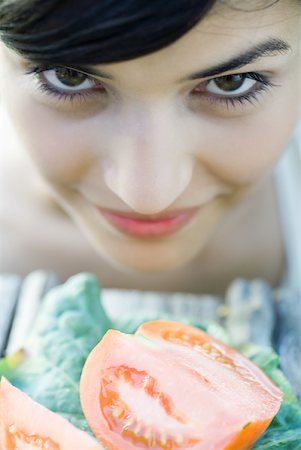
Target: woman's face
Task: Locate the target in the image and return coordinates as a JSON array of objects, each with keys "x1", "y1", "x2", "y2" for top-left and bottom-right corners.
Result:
[{"x1": 0, "y1": 1, "x2": 300, "y2": 273}]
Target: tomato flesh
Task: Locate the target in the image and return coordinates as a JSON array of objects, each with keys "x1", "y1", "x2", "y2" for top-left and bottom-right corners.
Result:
[
  {"x1": 6, "y1": 426, "x2": 60, "y2": 450},
  {"x1": 137, "y1": 321, "x2": 242, "y2": 366},
  {"x1": 80, "y1": 322, "x2": 283, "y2": 450},
  {"x1": 100, "y1": 365, "x2": 200, "y2": 449},
  {"x1": 159, "y1": 328, "x2": 235, "y2": 367},
  {"x1": 136, "y1": 321, "x2": 282, "y2": 401},
  {"x1": 0, "y1": 377, "x2": 103, "y2": 450}
]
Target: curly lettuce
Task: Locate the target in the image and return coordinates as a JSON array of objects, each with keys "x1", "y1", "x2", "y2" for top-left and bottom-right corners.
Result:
[{"x1": 1, "y1": 273, "x2": 300, "y2": 448}]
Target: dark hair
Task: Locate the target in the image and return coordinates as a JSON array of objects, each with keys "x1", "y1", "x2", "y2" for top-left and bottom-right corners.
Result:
[{"x1": 0, "y1": 0, "x2": 217, "y2": 65}]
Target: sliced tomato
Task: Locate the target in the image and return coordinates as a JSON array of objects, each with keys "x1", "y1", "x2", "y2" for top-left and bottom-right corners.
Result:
[
  {"x1": 80, "y1": 322, "x2": 282, "y2": 450},
  {"x1": 136, "y1": 320, "x2": 284, "y2": 449},
  {"x1": 0, "y1": 377, "x2": 104, "y2": 450}
]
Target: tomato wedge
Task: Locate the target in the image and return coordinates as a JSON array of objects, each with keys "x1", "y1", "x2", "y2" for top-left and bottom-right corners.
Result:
[
  {"x1": 80, "y1": 321, "x2": 283, "y2": 450},
  {"x1": 136, "y1": 321, "x2": 284, "y2": 449},
  {"x1": 0, "y1": 377, "x2": 103, "y2": 450}
]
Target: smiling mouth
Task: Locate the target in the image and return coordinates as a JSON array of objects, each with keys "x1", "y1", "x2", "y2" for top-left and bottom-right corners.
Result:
[{"x1": 97, "y1": 207, "x2": 200, "y2": 238}]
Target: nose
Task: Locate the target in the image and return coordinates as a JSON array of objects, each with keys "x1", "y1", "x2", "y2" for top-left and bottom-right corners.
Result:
[{"x1": 103, "y1": 104, "x2": 194, "y2": 214}]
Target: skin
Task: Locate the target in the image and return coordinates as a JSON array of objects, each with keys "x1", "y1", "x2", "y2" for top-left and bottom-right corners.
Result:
[{"x1": 0, "y1": 1, "x2": 300, "y2": 294}]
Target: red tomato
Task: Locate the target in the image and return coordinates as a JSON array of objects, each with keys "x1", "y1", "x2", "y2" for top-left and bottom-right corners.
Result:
[
  {"x1": 0, "y1": 377, "x2": 104, "y2": 450},
  {"x1": 80, "y1": 321, "x2": 283, "y2": 450}
]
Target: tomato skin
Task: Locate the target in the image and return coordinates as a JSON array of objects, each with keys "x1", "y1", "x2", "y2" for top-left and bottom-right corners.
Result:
[
  {"x1": 223, "y1": 419, "x2": 271, "y2": 450},
  {"x1": 80, "y1": 323, "x2": 283, "y2": 450},
  {"x1": 136, "y1": 321, "x2": 282, "y2": 400},
  {"x1": 136, "y1": 321, "x2": 283, "y2": 450}
]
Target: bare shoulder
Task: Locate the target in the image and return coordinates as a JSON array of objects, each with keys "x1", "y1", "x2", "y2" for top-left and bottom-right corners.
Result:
[
  {"x1": 193, "y1": 174, "x2": 286, "y2": 292},
  {"x1": 0, "y1": 145, "x2": 102, "y2": 277}
]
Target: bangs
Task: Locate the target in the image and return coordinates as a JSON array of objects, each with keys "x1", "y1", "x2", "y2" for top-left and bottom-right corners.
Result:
[{"x1": 0, "y1": 0, "x2": 216, "y2": 65}]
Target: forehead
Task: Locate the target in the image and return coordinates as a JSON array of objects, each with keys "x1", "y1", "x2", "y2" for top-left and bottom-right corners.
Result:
[{"x1": 99, "y1": 1, "x2": 299, "y2": 87}]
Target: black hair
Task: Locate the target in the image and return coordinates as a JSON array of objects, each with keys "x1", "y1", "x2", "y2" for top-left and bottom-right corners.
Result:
[{"x1": 0, "y1": 0, "x2": 217, "y2": 65}]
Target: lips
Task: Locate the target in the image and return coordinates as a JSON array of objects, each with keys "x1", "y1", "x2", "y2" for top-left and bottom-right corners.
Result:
[{"x1": 98, "y1": 207, "x2": 199, "y2": 238}]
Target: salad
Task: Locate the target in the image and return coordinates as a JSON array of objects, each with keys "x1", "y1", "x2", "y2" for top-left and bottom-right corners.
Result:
[{"x1": 0, "y1": 273, "x2": 301, "y2": 449}]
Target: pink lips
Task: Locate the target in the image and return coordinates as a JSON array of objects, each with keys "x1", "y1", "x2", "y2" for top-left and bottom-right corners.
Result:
[{"x1": 98, "y1": 208, "x2": 198, "y2": 238}]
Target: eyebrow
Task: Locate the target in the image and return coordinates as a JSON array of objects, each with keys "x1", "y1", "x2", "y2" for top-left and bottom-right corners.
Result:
[
  {"x1": 184, "y1": 37, "x2": 291, "y2": 80},
  {"x1": 53, "y1": 37, "x2": 291, "y2": 82}
]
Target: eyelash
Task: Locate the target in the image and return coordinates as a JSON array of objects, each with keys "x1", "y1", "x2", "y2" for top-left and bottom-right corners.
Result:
[
  {"x1": 199, "y1": 72, "x2": 276, "y2": 109},
  {"x1": 26, "y1": 65, "x2": 104, "y2": 104},
  {"x1": 26, "y1": 65, "x2": 276, "y2": 109}
]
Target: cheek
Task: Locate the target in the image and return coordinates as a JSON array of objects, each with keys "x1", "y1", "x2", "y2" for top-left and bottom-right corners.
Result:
[
  {"x1": 200, "y1": 98, "x2": 299, "y2": 185},
  {"x1": 3, "y1": 90, "x2": 98, "y2": 183}
]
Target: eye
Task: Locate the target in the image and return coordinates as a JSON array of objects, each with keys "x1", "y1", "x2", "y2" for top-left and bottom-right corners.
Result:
[
  {"x1": 205, "y1": 74, "x2": 256, "y2": 96},
  {"x1": 191, "y1": 72, "x2": 277, "y2": 110},
  {"x1": 41, "y1": 67, "x2": 100, "y2": 92},
  {"x1": 25, "y1": 65, "x2": 107, "y2": 103}
]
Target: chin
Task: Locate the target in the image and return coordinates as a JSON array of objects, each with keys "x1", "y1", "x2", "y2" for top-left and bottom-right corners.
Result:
[
  {"x1": 66, "y1": 199, "x2": 219, "y2": 275},
  {"x1": 91, "y1": 233, "x2": 203, "y2": 274}
]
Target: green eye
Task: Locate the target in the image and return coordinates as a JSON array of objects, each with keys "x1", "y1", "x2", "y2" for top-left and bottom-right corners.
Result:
[
  {"x1": 41, "y1": 68, "x2": 96, "y2": 92},
  {"x1": 205, "y1": 74, "x2": 256, "y2": 97},
  {"x1": 214, "y1": 74, "x2": 245, "y2": 92},
  {"x1": 191, "y1": 71, "x2": 276, "y2": 111},
  {"x1": 54, "y1": 68, "x2": 88, "y2": 87}
]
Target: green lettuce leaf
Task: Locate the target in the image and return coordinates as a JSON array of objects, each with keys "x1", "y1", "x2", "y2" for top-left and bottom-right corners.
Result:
[
  {"x1": 1, "y1": 273, "x2": 300, "y2": 449},
  {"x1": 240, "y1": 344, "x2": 301, "y2": 449},
  {"x1": 0, "y1": 273, "x2": 111, "y2": 432}
]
